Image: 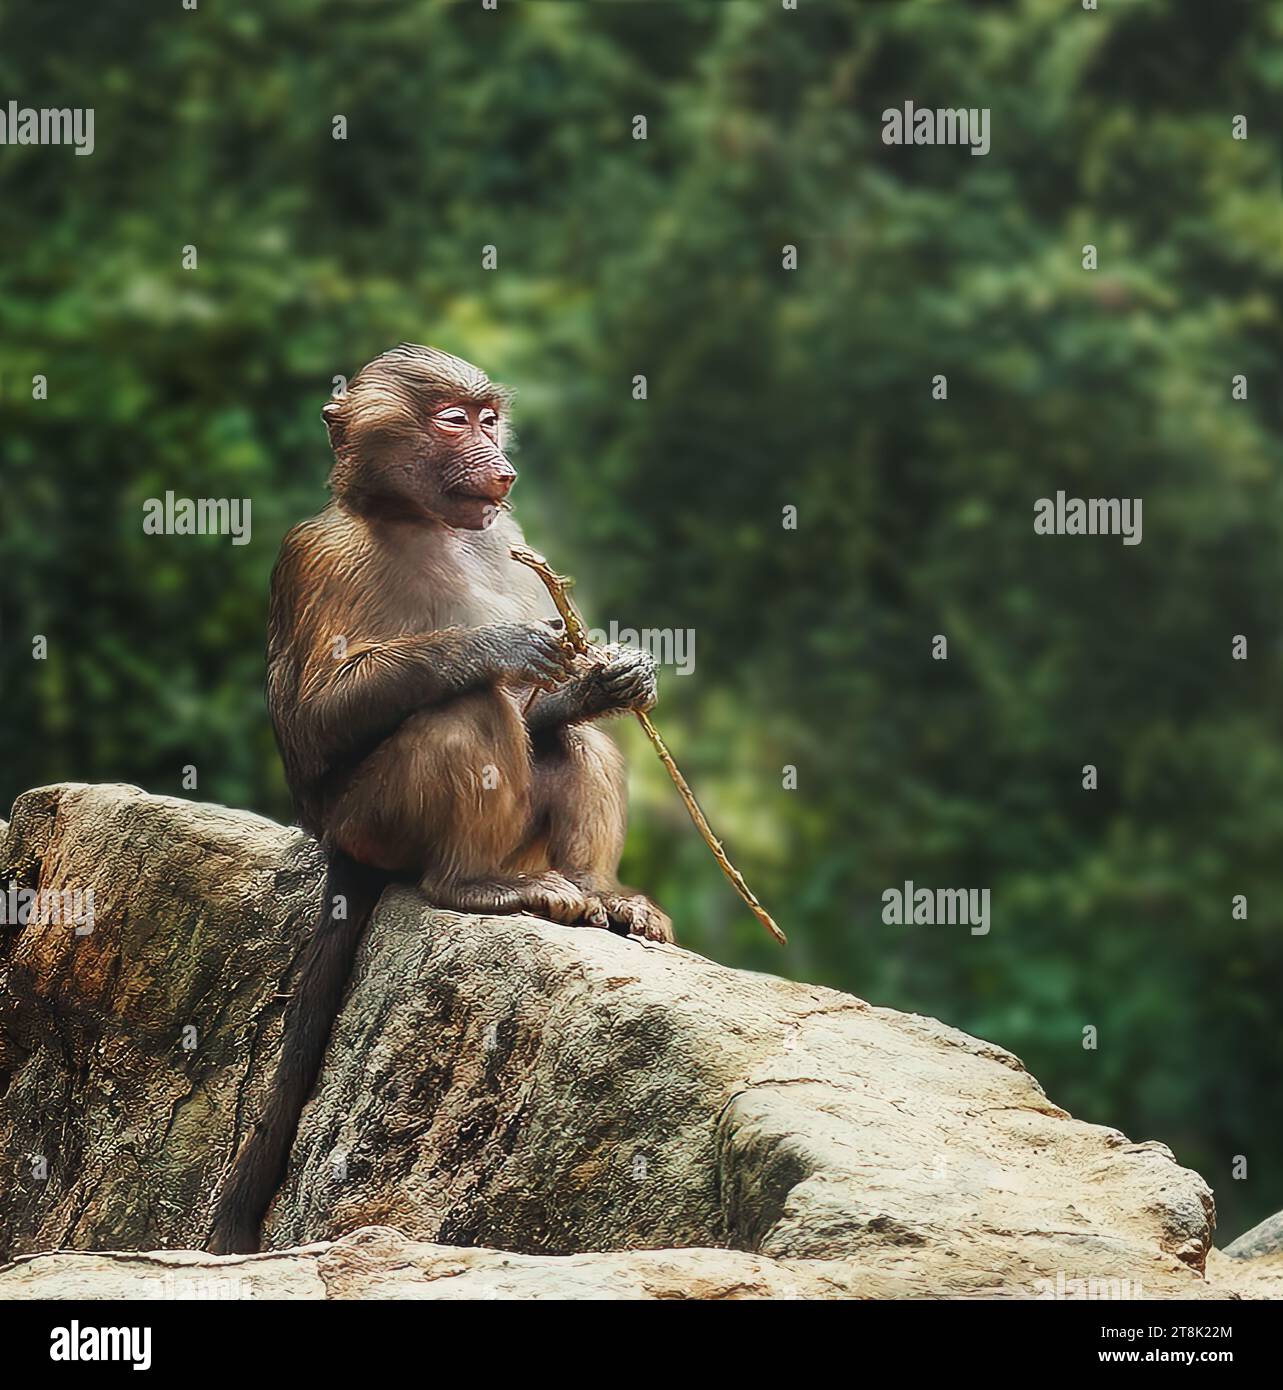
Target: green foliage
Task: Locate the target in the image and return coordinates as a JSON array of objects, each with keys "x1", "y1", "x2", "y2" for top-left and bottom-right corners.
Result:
[{"x1": 1, "y1": 0, "x2": 1280, "y2": 1238}]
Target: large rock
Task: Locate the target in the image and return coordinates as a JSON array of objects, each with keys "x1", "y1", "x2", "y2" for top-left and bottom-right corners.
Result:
[
  {"x1": 0, "y1": 784, "x2": 322, "y2": 1258},
  {"x1": 0, "y1": 782, "x2": 1248, "y2": 1298},
  {"x1": 0, "y1": 1226, "x2": 848, "y2": 1300},
  {"x1": 7, "y1": 1232, "x2": 1281, "y2": 1301},
  {"x1": 266, "y1": 889, "x2": 1215, "y2": 1300}
]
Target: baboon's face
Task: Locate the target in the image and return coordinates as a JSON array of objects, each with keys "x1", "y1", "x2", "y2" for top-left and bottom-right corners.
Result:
[
  {"x1": 326, "y1": 345, "x2": 518, "y2": 528},
  {"x1": 420, "y1": 400, "x2": 515, "y2": 530}
]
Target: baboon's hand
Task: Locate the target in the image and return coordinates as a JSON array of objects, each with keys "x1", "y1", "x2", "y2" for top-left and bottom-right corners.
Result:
[
  {"x1": 590, "y1": 644, "x2": 658, "y2": 715},
  {"x1": 485, "y1": 621, "x2": 578, "y2": 688}
]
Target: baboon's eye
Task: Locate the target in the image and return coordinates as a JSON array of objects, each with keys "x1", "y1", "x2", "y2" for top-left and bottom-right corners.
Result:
[
  {"x1": 479, "y1": 408, "x2": 499, "y2": 433},
  {"x1": 433, "y1": 406, "x2": 469, "y2": 430}
]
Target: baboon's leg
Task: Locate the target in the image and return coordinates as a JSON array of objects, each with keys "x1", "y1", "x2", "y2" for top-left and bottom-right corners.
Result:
[
  {"x1": 536, "y1": 724, "x2": 673, "y2": 943},
  {"x1": 330, "y1": 691, "x2": 599, "y2": 925}
]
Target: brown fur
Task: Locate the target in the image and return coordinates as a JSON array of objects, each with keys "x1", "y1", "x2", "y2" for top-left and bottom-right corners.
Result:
[{"x1": 208, "y1": 345, "x2": 668, "y2": 1254}]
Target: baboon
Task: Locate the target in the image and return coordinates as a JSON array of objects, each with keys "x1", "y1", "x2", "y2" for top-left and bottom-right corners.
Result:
[{"x1": 208, "y1": 344, "x2": 670, "y2": 1254}]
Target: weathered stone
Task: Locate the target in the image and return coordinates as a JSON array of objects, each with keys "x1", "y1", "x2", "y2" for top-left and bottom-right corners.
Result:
[
  {"x1": 0, "y1": 1226, "x2": 838, "y2": 1300},
  {"x1": 0, "y1": 783, "x2": 1250, "y2": 1299},
  {"x1": 265, "y1": 888, "x2": 1217, "y2": 1298},
  {"x1": 0, "y1": 783, "x2": 322, "y2": 1258},
  {"x1": 1205, "y1": 1247, "x2": 1283, "y2": 1300},
  {"x1": 1224, "y1": 1209, "x2": 1283, "y2": 1260},
  {"x1": 8, "y1": 1230, "x2": 1280, "y2": 1301}
]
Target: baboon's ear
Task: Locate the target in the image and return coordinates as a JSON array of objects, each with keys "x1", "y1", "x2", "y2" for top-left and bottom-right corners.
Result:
[{"x1": 321, "y1": 399, "x2": 347, "y2": 451}]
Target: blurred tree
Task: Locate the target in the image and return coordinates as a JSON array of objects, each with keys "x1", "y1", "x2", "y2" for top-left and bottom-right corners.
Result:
[{"x1": 1, "y1": 0, "x2": 1279, "y2": 1237}]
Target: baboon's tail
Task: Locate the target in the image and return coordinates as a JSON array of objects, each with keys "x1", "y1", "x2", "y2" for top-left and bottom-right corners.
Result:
[{"x1": 208, "y1": 850, "x2": 390, "y2": 1254}]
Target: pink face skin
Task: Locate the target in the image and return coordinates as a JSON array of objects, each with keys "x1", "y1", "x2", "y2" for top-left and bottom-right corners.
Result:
[{"x1": 428, "y1": 401, "x2": 516, "y2": 530}]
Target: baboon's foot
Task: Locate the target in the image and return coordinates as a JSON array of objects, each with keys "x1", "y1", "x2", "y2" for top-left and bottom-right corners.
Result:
[
  {"x1": 599, "y1": 892, "x2": 674, "y2": 943},
  {"x1": 425, "y1": 872, "x2": 606, "y2": 928},
  {"x1": 518, "y1": 872, "x2": 609, "y2": 928}
]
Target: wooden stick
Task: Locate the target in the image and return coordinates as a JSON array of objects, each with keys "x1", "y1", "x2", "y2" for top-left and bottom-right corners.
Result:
[{"x1": 511, "y1": 544, "x2": 786, "y2": 946}]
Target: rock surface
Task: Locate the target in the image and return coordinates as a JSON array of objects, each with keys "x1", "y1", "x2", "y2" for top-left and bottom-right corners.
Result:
[
  {"x1": 7, "y1": 1232, "x2": 1283, "y2": 1301},
  {"x1": 1224, "y1": 1208, "x2": 1283, "y2": 1260},
  {"x1": 0, "y1": 784, "x2": 322, "y2": 1258},
  {"x1": 0, "y1": 782, "x2": 1265, "y2": 1298},
  {"x1": 0, "y1": 1225, "x2": 849, "y2": 1300},
  {"x1": 1205, "y1": 1248, "x2": 1283, "y2": 1300}
]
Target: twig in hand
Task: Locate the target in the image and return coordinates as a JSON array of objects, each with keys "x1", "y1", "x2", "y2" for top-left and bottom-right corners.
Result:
[{"x1": 511, "y1": 544, "x2": 786, "y2": 946}]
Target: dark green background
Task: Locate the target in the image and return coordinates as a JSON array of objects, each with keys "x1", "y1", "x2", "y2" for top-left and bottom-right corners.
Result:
[{"x1": 2, "y1": 0, "x2": 1280, "y2": 1242}]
